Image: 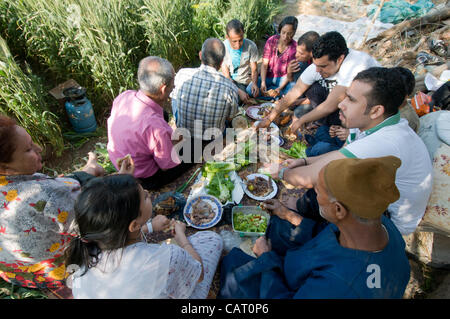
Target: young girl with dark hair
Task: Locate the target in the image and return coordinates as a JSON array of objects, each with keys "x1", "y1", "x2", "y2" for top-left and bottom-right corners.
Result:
[{"x1": 65, "y1": 174, "x2": 223, "y2": 299}]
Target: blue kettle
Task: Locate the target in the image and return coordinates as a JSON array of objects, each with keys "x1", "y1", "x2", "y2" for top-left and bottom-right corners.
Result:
[{"x1": 63, "y1": 87, "x2": 97, "y2": 133}]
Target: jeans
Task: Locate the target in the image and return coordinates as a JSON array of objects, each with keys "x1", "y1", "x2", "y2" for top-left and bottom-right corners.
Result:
[{"x1": 305, "y1": 125, "x2": 345, "y2": 157}]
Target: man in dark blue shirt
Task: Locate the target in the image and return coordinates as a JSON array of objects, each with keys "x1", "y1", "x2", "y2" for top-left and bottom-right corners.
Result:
[{"x1": 219, "y1": 156, "x2": 411, "y2": 299}]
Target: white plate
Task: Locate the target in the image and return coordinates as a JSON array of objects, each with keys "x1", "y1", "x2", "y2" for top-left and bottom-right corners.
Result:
[
  {"x1": 253, "y1": 121, "x2": 279, "y2": 133},
  {"x1": 183, "y1": 194, "x2": 223, "y2": 229},
  {"x1": 270, "y1": 135, "x2": 285, "y2": 146},
  {"x1": 246, "y1": 102, "x2": 274, "y2": 120},
  {"x1": 243, "y1": 173, "x2": 278, "y2": 201},
  {"x1": 188, "y1": 169, "x2": 244, "y2": 206}
]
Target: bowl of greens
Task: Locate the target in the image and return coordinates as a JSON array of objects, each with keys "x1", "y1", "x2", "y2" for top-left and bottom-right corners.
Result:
[{"x1": 232, "y1": 206, "x2": 270, "y2": 236}]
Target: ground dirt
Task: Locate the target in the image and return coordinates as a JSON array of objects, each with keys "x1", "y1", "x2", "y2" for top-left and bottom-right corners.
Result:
[{"x1": 39, "y1": 0, "x2": 450, "y2": 300}]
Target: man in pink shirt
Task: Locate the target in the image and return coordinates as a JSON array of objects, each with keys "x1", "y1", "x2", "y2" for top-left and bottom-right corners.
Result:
[{"x1": 107, "y1": 56, "x2": 192, "y2": 190}]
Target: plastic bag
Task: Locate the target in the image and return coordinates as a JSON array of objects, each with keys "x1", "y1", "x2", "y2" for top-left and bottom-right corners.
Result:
[
  {"x1": 367, "y1": 0, "x2": 434, "y2": 24},
  {"x1": 411, "y1": 91, "x2": 433, "y2": 116}
]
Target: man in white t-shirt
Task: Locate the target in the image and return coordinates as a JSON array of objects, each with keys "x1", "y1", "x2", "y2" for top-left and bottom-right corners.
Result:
[
  {"x1": 221, "y1": 19, "x2": 259, "y2": 104},
  {"x1": 257, "y1": 31, "x2": 380, "y2": 131},
  {"x1": 264, "y1": 67, "x2": 432, "y2": 246}
]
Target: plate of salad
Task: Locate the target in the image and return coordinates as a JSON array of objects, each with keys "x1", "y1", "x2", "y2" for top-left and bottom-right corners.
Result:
[
  {"x1": 280, "y1": 141, "x2": 307, "y2": 158},
  {"x1": 188, "y1": 161, "x2": 244, "y2": 206},
  {"x1": 232, "y1": 206, "x2": 270, "y2": 236}
]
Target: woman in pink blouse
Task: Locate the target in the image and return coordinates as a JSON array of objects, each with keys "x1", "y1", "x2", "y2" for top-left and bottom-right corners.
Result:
[{"x1": 246, "y1": 16, "x2": 298, "y2": 100}]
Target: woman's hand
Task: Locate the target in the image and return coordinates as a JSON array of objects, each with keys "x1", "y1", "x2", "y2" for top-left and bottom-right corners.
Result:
[
  {"x1": 252, "y1": 236, "x2": 271, "y2": 257},
  {"x1": 118, "y1": 155, "x2": 135, "y2": 175},
  {"x1": 173, "y1": 220, "x2": 187, "y2": 241},
  {"x1": 151, "y1": 215, "x2": 171, "y2": 232}
]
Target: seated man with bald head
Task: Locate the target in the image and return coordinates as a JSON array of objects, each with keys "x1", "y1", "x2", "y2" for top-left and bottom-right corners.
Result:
[
  {"x1": 107, "y1": 56, "x2": 192, "y2": 190},
  {"x1": 218, "y1": 156, "x2": 411, "y2": 299},
  {"x1": 171, "y1": 38, "x2": 239, "y2": 147}
]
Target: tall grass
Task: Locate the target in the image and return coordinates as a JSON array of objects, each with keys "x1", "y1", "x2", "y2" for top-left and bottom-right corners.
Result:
[
  {"x1": 219, "y1": 0, "x2": 285, "y2": 43},
  {"x1": 0, "y1": 36, "x2": 64, "y2": 156},
  {"x1": 0, "y1": 0, "x2": 284, "y2": 157},
  {"x1": 1, "y1": 0, "x2": 144, "y2": 112}
]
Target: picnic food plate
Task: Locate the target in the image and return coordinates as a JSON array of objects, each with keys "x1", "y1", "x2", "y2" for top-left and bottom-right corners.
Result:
[
  {"x1": 232, "y1": 206, "x2": 270, "y2": 237},
  {"x1": 188, "y1": 169, "x2": 244, "y2": 207},
  {"x1": 253, "y1": 120, "x2": 279, "y2": 133},
  {"x1": 152, "y1": 191, "x2": 186, "y2": 220},
  {"x1": 243, "y1": 173, "x2": 278, "y2": 201},
  {"x1": 246, "y1": 102, "x2": 274, "y2": 120},
  {"x1": 183, "y1": 194, "x2": 223, "y2": 229},
  {"x1": 269, "y1": 135, "x2": 285, "y2": 146}
]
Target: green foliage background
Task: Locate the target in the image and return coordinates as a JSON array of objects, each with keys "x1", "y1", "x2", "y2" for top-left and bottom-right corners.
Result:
[{"x1": 0, "y1": 0, "x2": 283, "y2": 157}]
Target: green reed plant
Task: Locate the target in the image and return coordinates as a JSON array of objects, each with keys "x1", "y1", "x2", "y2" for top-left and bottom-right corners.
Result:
[
  {"x1": 218, "y1": 0, "x2": 284, "y2": 42},
  {"x1": 0, "y1": 36, "x2": 64, "y2": 156},
  {"x1": 3, "y1": 0, "x2": 145, "y2": 112},
  {"x1": 138, "y1": 0, "x2": 199, "y2": 71}
]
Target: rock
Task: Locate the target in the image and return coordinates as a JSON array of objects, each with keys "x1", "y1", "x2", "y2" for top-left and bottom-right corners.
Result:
[{"x1": 403, "y1": 230, "x2": 450, "y2": 269}]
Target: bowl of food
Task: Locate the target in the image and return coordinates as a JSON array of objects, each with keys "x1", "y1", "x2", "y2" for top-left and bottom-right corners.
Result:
[
  {"x1": 232, "y1": 206, "x2": 270, "y2": 236},
  {"x1": 183, "y1": 194, "x2": 223, "y2": 229},
  {"x1": 153, "y1": 191, "x2": 186, "y2": 220},
  {"x1": 243, "y1": 173, "x2": 278, "y2": 201}
]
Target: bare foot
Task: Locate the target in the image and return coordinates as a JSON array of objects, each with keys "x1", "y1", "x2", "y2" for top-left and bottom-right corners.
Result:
[{"x1": 82, "y1": 152, "x2": 105, "y2": 177}]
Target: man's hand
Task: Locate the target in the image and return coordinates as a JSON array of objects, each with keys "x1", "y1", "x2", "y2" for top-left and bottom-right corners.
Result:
[
  {"x1": 335, "y1": 127, "x2": 349, "y2": 141},
  {"x1": 251, "y1": 83, "x2": 259, "y2": 98},
  {"x1": 282, "y1": 158, "x2": 307, "y2": 169},
  {"x1": 255, "y1": 117, "x2": 272, "y2": 129},
  {"x1": 287, "y1": 60, "x2": 300, "y2": 76},
  {"x1": 252, "y1": 236, "x2": 271, "y2": 257},
  {"x1": 260, "y1": 82, "x2": 267, "y2": 95},
  {"x1": 238, "y1": 89, "x2": 250, "y2": 104},
  {"x1": 262, "y1": 199, "x2": 303, "y2": 226},
  {"x1": 289, "y1": 117, "x2": 306, "y2": 136},
  {"x1": 329, "y1": 125, "x2": 338, "y2": 137},
  {"x1": 261, "y1": 162, "x2": 281, "y2": 180},
  {"x1": 262, "y1": 199, "x2": 292, "y2": 221}
]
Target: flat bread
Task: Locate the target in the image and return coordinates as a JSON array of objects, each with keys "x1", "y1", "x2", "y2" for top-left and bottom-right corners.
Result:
[{"x1": 116, "y1": 154, "x2": 132, "y2": 168}]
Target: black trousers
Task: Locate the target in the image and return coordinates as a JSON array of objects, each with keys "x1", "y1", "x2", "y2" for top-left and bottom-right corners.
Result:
[
  {"x1": 295, "y1": 81, "x2": 341, "y2": 127},
  {"x1": 138, "y1": 137, "x2": 213, "y2": 190},
  {"x1": 138, "y1": 162, "x2": 194, "y2": 190}
]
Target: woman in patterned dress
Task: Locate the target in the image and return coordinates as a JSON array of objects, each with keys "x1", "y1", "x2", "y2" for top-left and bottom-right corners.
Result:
[{"x1": 0, "y1": 114, "x2": 125, "y2": 288}]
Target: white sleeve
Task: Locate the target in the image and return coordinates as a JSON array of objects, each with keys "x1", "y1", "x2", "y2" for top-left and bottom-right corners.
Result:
[
  {"x1": 164, "y1": 244, "x2": 202, "y2": 299},
  {"x1": 300, "y1": 63, "x2": 321, "y2": 85},
  {"x1": 336, "y1": 52, "x2": 380, "y2": 87}
]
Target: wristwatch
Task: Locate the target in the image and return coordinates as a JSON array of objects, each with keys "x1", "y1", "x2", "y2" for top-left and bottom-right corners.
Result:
[
  {"x1": 278, "y1": 167, "x2": 287, "y2": 180},
  {"x1": 146, "y1": 219, "x2": 153, "y2": 234}
]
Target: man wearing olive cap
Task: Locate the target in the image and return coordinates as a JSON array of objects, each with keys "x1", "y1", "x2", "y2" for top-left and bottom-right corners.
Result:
[{"x1": 218, "y1": 156, "x2": 411, "y2": 299}]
